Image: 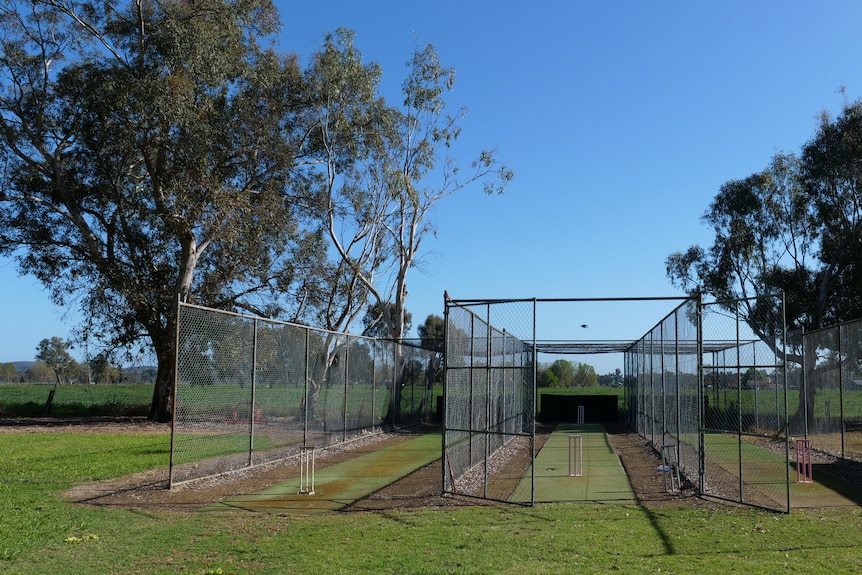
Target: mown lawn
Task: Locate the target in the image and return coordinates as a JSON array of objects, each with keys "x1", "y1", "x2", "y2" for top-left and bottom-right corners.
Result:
[
  {"x1": 0, "y1": 383, "x2": 152, "y2": 417},
  {"x1": 3, "y1": 429, "x2": 862, "y2": 574}
]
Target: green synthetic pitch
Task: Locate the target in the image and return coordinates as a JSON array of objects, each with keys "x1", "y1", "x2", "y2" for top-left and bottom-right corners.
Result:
[
  {"x1": 702, "y1": 432, "x2": 862, "y2": 509},
  {"x1": 201, "y1": 423, "x2": 862, "y2": 515},
  {"x1": 510, "y1": 423, "x2": 637, "y2": 504},
  {"x1": 204, "y1": 432, "x2": 442, "y2": 514}
]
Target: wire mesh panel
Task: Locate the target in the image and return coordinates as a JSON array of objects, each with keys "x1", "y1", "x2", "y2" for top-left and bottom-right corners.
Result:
[
  {"x1": 842, "y1": 320, "x2": 862, "y2": 458},
  {"x1": 804, "y1": 327, "x2": 844, "y2": 457},
  {"x1": 676, "y1": 299, "x2": 700, "y2": 492},
  {"x1": 784, "y1": 328, "x2": 806, "y2": 441},
  {"x1": 373, "y1": 340, "x2": 395, "y2": 428},
  {"x1": 171, "y1": 303, "x2": 435, "y2": 486},
  {"x1": 699, "y1": 295, "x2": 788, "y2": 512},
  {"x1": 172, "y1": 306, "x2": 256, "y2": 483},
  {"x1": 625, "y1": 299, "x2": 702, "y2": 493},
  {"x1": 784, "y1": 318, "x2": 862, "y2": 461},
  {"x1": 443, "y1": 299, "x2": 535, "y2": 503},
  {"x1": 247, "y1": 322, "x2": 307, "y2": 468}
]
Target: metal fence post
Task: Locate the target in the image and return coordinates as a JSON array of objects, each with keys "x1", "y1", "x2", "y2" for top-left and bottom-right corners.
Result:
[
  {"x1": 839, "y1": 325, "x2": 846, "y2": 458},
  {"x1": 249, "y1": 318, "x2": 258, "y2": 467},
  {"x1": 303, "y1": 327, "x2": 309, "y2": 448},
  {"x1": 736, "y1": 300, "x2": 744, "y2": 502},
  {"x1": 697, "y1": 291, "x2": 706, "y2": 496}
]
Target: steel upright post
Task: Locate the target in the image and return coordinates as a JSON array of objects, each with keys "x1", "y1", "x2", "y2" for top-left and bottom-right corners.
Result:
[
  {"x1": 249, "y1": 318, "x2": 258, "y2": 467},
  {"x1": 484, "y1": 303, "x2": 492, "y2": 500},
  {"x1": 697, "y1": 292, "x2": 706, "y2": 496},
  {"x1": 839, "y1": 325, "x2": 846, "y2": 458},
  {"x1": 531, "y1": 297, "x2": 537, "y2": 507}
]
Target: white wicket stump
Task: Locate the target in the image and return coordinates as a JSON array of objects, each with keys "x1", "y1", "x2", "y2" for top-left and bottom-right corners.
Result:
[
  {"x1": 568, "y1": 434, "x2": 583, "y2": 477},
  {"x1": 299, "y1": 447, "x2": 316, "y2": 494},
  {"x1": 577, "y1": 405, "x2": 585, "y2": 425}
]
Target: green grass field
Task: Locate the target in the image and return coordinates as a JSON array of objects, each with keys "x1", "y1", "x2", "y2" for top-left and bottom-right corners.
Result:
[
  {"x1": 5, "y1": 428, "x2": 862, "y2": 574},
  {"x1": 0, "y1": 383, "x2": 152, "y2": 417}
]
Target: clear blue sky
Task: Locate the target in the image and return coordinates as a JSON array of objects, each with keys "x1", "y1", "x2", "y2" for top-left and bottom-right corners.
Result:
[{"x1": 1, "y1": 1, "x2": 860, "y2": 373}]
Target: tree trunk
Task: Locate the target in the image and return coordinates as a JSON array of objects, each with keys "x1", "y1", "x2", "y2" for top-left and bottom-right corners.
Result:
[
  {"x1": 148, "y1": 337, "x2": 177, "y2": 423},
  {"x1": 385, "y1": 343, "x2": 404, "y2": 426},
  {"x1": 791, "y1": 339, "x2": 817, "y2": 435}
]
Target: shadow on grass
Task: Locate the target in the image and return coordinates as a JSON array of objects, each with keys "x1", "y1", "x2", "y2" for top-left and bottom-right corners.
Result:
[{"x1": 806, "y1": 459, "x2": 862, "y2": 506}]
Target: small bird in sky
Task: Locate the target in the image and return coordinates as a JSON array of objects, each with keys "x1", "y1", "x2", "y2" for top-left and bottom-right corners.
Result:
[{"x1": 580, "y1": 324, "x2": 589, "y2": 329}]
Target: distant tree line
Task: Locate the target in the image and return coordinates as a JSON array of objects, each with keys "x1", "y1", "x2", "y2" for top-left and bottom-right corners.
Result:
[
  {"x1": 537, "y1": 359, "x2": 621, "y2": 388},
  {"x1": 0, "y1": 337, "x2": 154, "y2": 384}
]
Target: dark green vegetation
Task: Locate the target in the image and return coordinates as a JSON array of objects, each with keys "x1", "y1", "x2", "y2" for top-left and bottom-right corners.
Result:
[
  {"x1": 0, "y1": 1, "x2": 510, "y2": 422},
  {"x1": 667, "y1": 101, "x2": 862, "y2": 333},
  {"x1": 0, "y1": 384, "x2": 151, "y2": 417},
  {"x1": 3, "y1": 429, "x2": 862, "y2": 574}
]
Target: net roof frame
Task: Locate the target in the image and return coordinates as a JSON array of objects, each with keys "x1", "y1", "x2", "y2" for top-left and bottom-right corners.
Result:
[
  {"x1": 534, "y1": 340, "x2": 751, "y2": 355},
  {"x1": 446, "y1": 295, "x2": 756, "y2": 357}
]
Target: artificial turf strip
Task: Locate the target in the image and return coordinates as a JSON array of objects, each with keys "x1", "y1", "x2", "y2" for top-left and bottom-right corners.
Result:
[
  {"x1": 701, "y1": 432, "x2": 862, "y2": 509},
  {"x1": 510, "y1": 423, "x2": 637, "y2": 504},
  {"x1": 203, "y1": 432, "x2": 442, "y2": 514}
]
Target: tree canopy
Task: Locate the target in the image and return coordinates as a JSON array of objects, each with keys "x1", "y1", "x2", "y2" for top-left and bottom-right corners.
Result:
[
  {"x1": 0, "y1": 1, "x2": 509, "y2": 421},
  {"x1": 666, "y1": 99, "x2": 862, "y2": 333},
  {"x1": 537, "y1": 359, "x2": 597, "y2": 388},
  {"x1": 35, "y1": 337, "x2": 73, "y2": 385},
  {"x1": 417, "y1": 314, "x2": 444, "y2": 352}
]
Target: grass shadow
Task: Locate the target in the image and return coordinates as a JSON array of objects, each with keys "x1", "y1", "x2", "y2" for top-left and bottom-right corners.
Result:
[{"x1": 804, "y1": 459, "x2": 862, "y2": 506}]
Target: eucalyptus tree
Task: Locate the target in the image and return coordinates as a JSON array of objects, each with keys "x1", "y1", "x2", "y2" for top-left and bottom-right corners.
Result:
[
  {"x1": 0, "y1": 0, "x2": 323, "y2": 420},
  {"x1": 417, "y1": 314, "x2": 444, "y2": 352},
  {"x1": 667, "y1": 102, "x2": 862, "y2": 332},
  {"x1": 298, "y1": 32, "x2": 512, "y2": 422},
  {"x1": 307, "y1": 32, "x2": 513, "y2": 343},
  {"x1": 666, "y1": 100, "x2": 862, "y2": 421},
  {"x1": 799, "y1": 101, "x2": 862, "y2": 325},
  {"x1": 0, "y1": 362, "x2": 17, "y2": 383},
  {"x1": 362, "y1": 301, "x2": 411, "y2": 339},
  {"x1": 665, "y1": 153, "x2": 816, "y2": 336},
  {"x1": 35, "y1": 336, "x2": 73, "y2": 386}
]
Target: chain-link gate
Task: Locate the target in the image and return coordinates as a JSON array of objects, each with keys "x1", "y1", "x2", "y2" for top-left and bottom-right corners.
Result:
[
  {"x1": 170, "y1": 302, "x2": 436, "y2": 486},
  {"x1": 443, "y1": 299, "x2": 536, "y2": 503}
]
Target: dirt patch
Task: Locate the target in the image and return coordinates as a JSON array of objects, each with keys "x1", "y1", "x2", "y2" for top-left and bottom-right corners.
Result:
[
  {"x1": 0, "y1": 416, "x2": 168, "y2": 435},
  {"x1": 0, "y1": 418, "x2": 715, "y2": 512},
  {"x1": 605, "y1": 424, "x2": 711, "y2": 509}
]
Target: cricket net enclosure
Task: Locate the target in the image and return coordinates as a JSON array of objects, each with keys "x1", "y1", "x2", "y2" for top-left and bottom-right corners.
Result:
[
  {"x1": 445, "y1": 294, "x2": 791, "y2": 511},
  {"x1": 170, "y1": 302, "x2": 436, "y2": 486}
]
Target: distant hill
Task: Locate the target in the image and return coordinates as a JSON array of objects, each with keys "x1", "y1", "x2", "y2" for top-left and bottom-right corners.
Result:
[{"x1": 12, "y1": 361, "x2": 33, "y2": 371}]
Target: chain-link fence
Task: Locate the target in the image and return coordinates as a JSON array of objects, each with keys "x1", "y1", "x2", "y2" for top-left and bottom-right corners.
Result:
[
  {"x1": 443, "y1": 299, "x2": 535, "y2": 503},
  {"x1": 788, "y1": 318, "x2": 862, "y2": 460},
  {"x1": 170, "y1": 303, "x2": 436, "y2": 486},
  {"x1": 625, "y1": 294, "x2": 790, "y2": 512},
  {"x1": 624, "y1": 298, "x2": 701, "y2": 501},
  {"x1": 700, "y1": 296, "x2": 788, "y2": 511}
]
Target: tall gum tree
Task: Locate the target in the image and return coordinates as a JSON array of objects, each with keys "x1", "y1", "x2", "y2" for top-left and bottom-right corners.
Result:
[
  {"x1": 304, "y1": 32, "x2": 513, "y2": 342},
  {"x1": 0, "y1": 0, "x2": 321, "y2": 420},
  {"x1": 666, "y1": 100, "x2": 862, "y2": 422},
  {"x1": 299, "y1": 32, "x2": 512, "y2": 423}
]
